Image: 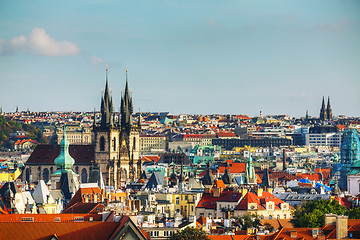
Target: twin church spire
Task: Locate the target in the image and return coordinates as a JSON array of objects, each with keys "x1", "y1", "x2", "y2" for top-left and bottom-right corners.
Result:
[
  {"x1": 98, "y1": 68, "x2": 133, "y2": 129},
  {"x1": 320, "y1": 96, "x2": 333, "y2": 121}
]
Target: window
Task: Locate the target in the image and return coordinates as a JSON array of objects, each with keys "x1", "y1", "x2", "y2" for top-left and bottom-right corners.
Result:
[
  {"x1": 113, "y1": 137, "x2": 116, "y2": 151},
  {"x1": 74, "y1": 217, "x2": 84, "y2": 222},
  {"x1": 54, "y1": 217, "x2": 61, "y2": 222},
  {"x1": 176, "y1": 197, "x2": 179, "y2": 205},
  {"x1": 81, "y1": 168, "x2": 88, "y2": 183},
  {"x1": 21, "y1": 217, "x2": 34, "y2": 222},
  {"x1": 100, "y1": 136, "x2": 105, "y2": 151}
]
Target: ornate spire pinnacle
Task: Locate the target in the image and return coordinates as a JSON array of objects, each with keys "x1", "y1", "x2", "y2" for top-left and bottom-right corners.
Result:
[
  {"x1": 54, "y1": 125, "x2": 75, "y2": 175},
  {"x1": 100, "y1": 68, "x2": 114, "y2": 128},
  {"x1": 327, "y1": 96, "x2": 333, "y2": 121},
  {"x1": 121, "y1": 69, "x2": 133, "y2": 128}
]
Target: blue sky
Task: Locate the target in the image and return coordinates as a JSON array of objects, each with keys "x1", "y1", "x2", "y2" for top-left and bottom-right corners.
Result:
[{"x1": 0, "y1": 0, "x2": 359, "y2": 117}]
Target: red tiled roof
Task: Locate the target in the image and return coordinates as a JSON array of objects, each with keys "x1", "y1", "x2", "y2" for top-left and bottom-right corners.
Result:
[
  {"x1": 184, "y1": 134, "x2": 202, "y2": 139},
  {"x1": 197, "y1": 191, "x2": 242, "y2": 209},
  {"x1": 217, "y1": 131, "x2": 236, "y2": 138},
  {"x1": 0, "y1": 214, "x2": 102, "y2": 222},
  {"x1": 26, "y1": 144, "x2": 94, "y2": 165},
  {"x1": 62, "y1": 203, "x2": 104, "y2": 214},
  {"x1": 235, "y1": 191, "x2": 293, "y2": 210},
  {"x1": 213, "y1": 180, "x2": 226, "y2": 189},
  {"x1": 0, "y1": 222, "x2": 121, "y2": 240},
  {"x1": 270, "y1": 228, "x2": 316, "y2": 240},
  {"x1": 141, "y1": 155, "x2": 161, "y2": 163},
  {"x1": 65, "y1": 187, "x2": 103, "y2": 210},
  {"x1": 218, "y1": 162, "x2": 246, "y2": 174}
]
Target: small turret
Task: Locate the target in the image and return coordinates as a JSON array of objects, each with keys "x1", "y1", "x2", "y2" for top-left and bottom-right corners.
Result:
[{"x1": 53, "y1": 125, "x2": 75, "y2": 175}]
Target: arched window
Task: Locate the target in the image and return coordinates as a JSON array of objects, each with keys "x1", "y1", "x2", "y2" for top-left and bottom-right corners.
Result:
[
  {"x1": 133, "y1": 137, "x2": 136, "y2": 150},
  {"x1": 113, "y1": 137, "x2": 116, "y2": 151},
  {"x1": 75, "y1": 166, "x2": 79, "y2": 174},
  {"x1": 43, "y1": 168, "x2": 49, "y2": 183},
  {"x1": 81, "y1": 168, "x2": 88, "y2": 183},
  {"x1": 50, "y1": 167, "x2": 53, "y2": 174},
  {"x1": 100, "y1": 136, "x2": 105, "y2": 151}
]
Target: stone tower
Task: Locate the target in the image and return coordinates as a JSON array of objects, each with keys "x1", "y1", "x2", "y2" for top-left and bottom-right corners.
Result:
[
  {"x1": 320, "y1": 96, "x2": 327, "y2": 121},
  {"x1": 327, "y1": 97, "x2": 333, "y2": 121},
  {"x1": 94, "y1": 69, "x2": 141, "y2": 188}
]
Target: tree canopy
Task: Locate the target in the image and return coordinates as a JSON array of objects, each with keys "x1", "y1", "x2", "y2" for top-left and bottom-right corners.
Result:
[
  {"x1": 233, "y1": 213, "x2": 261, "y2": 230},
  {"x1": 291, "y1": 199, "x2": 346, "y2": 228},
  {"x1": 0, "y1": 115, "x2": 47, "y2": 149},
  {"x1": 170, "y1": 227, "x2": 209, "y2": 240}
]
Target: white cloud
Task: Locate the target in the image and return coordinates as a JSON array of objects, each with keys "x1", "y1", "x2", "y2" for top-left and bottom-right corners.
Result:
[
  {"x1": 0, "y1": 28, "x2": 80, "y2": 56},
  {"x1": 91, "y1": 56, "x2": 104, "y2": 66}
]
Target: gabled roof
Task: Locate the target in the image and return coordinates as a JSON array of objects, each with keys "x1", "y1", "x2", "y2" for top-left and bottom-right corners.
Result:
[
  {"x1": 66, "y1": 186, "x2": 102, "y2": 210},
  {"x1": 235, "y1": 191, "x2": 292, "y2": 210},
  {"x1": 145, "y1": 172, "x2": 165, "y2": 189},
  {"x1": 0, "y1": 221, "x2": 132, "y2": 240},
  {"x1": 218, "y1": 162, "x2": 246, "y2": 174},
  {"x1": 33, "y1": 180, "x2": 51, "y2": 204},
  {"x1": 197, "y1": 191, "x2": 242, "y2": 209},
  {"x1": 62, "y1": 202, "x2": 104, "y2": 214}
]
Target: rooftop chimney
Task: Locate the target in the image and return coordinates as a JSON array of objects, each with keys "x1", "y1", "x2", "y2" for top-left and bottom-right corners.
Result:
[{"x1": 336, "y1": 215, "x2": 348, "y2": 239}]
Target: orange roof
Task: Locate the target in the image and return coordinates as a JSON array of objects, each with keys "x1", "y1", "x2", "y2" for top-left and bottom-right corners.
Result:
[
  {"x1": 213, "y1": 180, "x2": 226, "y2": 189},
  {"x1": 65, "y1": 187, "x2": 103, "y2": 210},
  {"x1": 270, "y1": 228, "x2": 316, "y2": 240},
  {"x1": 208, "y1": 236, "x2": 233, "y2": 240},
  {"x1": 0, "y1": 221, "x2": 121, "y2": 240},
  {"x1": 141, "y1": 155, "x2": 161, "y2": 163},
  {"x1": 235, "y1": 191, "x2": 293, "y2": 210}
]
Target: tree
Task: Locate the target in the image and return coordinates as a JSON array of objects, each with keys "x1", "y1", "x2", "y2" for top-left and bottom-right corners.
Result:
[
  {"x1": 347, "y1": 207, "x2": 360, "y2": 219},
  {"x1": 233, "y1": 213, "x2": 261, "y2": 230},
  {"x1": 170, "y1": 227, "x2": 209, "y2": 240},
  {"x1": 264, "y1": 222, "x2": 275, "y2": 232},
  {"x1": 291, "y1": 199, "x2": 346, "y2": 228}
]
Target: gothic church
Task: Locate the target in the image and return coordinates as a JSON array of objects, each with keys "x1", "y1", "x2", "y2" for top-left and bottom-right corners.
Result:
[{"x1": 94, "y1": 69, "x2": 141, "y2": 188}]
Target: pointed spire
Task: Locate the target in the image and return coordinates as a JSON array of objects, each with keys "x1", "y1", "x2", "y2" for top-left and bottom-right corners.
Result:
[
  {"x1": 320, "y1": 96, "x2": 327, "y2": 121},
  {"x1": 100, "y1": 68, "x2": 114, "y2": 128},
  {"x1": 327, "y1": 96, "x2": 333, "y2": 121},
  {"x1": 305, "y1": 109, "x2": 309, "y2": 120}
]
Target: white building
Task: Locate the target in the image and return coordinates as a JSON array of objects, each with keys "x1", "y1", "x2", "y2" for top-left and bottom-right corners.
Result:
[{"x1": 305, "y1": 133, "x2": 342, "y2": 147}]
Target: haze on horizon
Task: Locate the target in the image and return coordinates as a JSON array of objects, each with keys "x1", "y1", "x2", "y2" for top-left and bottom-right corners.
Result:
[{"x1": 0, "y1": 0, "x2": 359, "y2": 118}]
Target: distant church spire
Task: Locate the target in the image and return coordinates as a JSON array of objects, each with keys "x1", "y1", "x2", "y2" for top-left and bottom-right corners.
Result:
[
  {"x1": 121, "y1": 69, "x2": 133, "y2": 128},
  {"x1": 100, "y1": 68, "x2": 114, "y2": 128},
  {"x1": 327, "y1": 96, "x2": 333, "y2": 121},
  {"x1": 320, "y1": 96, "x2": 327, "y2": 121}
]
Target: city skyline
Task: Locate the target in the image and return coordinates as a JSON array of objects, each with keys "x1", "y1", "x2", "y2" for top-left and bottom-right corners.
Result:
[{"x1": 0, "y1": 0, "x2": 359, "y2": 117}]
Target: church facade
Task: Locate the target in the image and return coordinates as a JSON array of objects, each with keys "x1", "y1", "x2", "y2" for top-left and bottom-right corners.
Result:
[{"x1": 93, "y1": 69, "x2": 141, "y2": 188}]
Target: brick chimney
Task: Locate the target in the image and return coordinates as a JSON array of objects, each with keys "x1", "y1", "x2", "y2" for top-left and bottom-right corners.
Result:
[{"x1": 257, "y1": 188, "x2": 263, "y2": 197}]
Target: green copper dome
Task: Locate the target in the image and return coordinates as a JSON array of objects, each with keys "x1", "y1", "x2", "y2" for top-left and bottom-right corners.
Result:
[{"x1": 53, "y1": 126, "x2": 75, "y2": 175}]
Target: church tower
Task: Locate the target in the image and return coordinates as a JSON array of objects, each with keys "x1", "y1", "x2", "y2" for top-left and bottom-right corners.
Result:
[
  {"x1": 319, "y1": 96, "x2": 327, "y2": 121},
  {"x1": 118, "y1": 69, "x2": 141, "y2": 182},
  {"x1": 94, "y1": 69, "x2": 121, "y2": 188},
  {"x1": 327, "y1": 97, "x2": 333, "y2": 121},
  {"x1": 94, "y1": 69, "x2": 141, "y2": 188}
]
